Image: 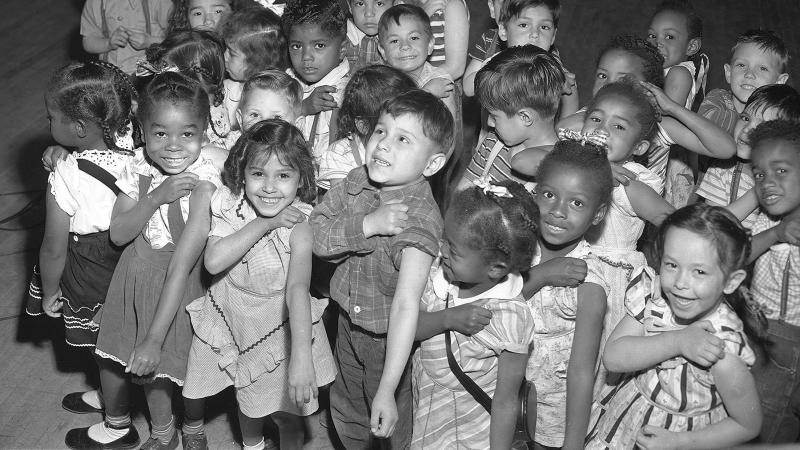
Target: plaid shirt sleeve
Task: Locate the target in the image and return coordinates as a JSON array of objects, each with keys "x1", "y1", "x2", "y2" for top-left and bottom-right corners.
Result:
[{"x1": 388, "y1": 195, "x2": 442, "y2": 267}]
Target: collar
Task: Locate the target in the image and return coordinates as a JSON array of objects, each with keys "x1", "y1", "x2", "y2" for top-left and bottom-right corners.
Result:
[
  {"x1": 346, "y1": 20, "x2": 368, "y2": 45},
  {"x1": 292, "y1": 59, "x2": 351, "y2": 95},
  {"x1": 533, "y1": 239, "x2": 592, "y2": 265},
  {"x1": 343, "y1": 166, "x2": 428, "y2": 199},
  {"x1": 432, "y1": 262, "x2": 523, "y2": 306}
]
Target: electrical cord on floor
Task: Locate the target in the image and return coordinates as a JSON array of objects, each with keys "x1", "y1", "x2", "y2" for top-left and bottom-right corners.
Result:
[{"x1": 0, "y1": 190, "x2": 44, "y2": 231}]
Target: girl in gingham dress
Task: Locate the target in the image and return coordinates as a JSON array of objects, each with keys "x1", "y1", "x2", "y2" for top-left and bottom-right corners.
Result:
[
  {"x1": 586, "y1": 204, "x2": 764, "y2": 449},
  {"x1": 182, "y1": 119, "x2": 335, "y2": 450}
]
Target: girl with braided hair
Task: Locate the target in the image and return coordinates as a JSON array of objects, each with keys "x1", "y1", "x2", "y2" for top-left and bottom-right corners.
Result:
[
  {"x1": 65, "y1": 71, "x2": 222, "y2": 450},
  {"x1": 27, "y1": 60, "x2": 136, "y2": 424},
  {"x1": 411, "y1": 179, "x2": 537, "y2": 449}
]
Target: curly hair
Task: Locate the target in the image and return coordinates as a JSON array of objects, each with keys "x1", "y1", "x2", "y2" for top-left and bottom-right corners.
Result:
[
  {"x1": 651, "y1": 0, "x2": 702, "y2": 40},
  {"x1": 537, "y1": 138, "x2": 614, "y2": 205},
  {"x1": 223, "y1": 119, "x2": 316, "y2": 203},
  {"x1": 281, "y1": 0, "x2": 347, "y2": 39},
  {"x1": 447, "y1": 180, "x2": 539, "y2": 273},
  {"x1": 588, "y1": 79, "x2": 660, "y2": 142},
  {"x1": 596, "y1": 34, "x2": 665, "y2": 89},
  {"x1": 336, "y1": 65, "x2": 416, "y2": 141},
  {"x1": 748, "y1": 119, "x2": 800, "y2": 158},
  {"x1": 221, "y1": 7, "x2": 288, "y2": 77},
  {"x1": 137, "y1": 71, "x2": 211, "y2": 129},
  {"x1": 47, "y1": 60, "x2": 137, "y2": 153}
]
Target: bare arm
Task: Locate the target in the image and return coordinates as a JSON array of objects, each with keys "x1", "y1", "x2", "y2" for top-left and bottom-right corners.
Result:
[
  {"x1": 626, "y1": 179, "x2": 675, "y2": 227},
  {"x1": 39, "y1": 186, "x2": 70, "y2": 315},
  {"x1": 437, "y1": 0, "x2": 469, "y2": 80},
  {"x1": 724, "y1": 188, "x2": 758, "y2": 221},
  {"x1": 490, "y1": 351, "x2": 528, "y2": 449},
  {"x1": 663, "y1": 64, "x2": 693, "y2": 107},
  {"x1": 286, "y1": 222, "x2": 318, "y2": 406},
  {"x1": 510, "y1": 147, "x2": 549, "y2": 177}
]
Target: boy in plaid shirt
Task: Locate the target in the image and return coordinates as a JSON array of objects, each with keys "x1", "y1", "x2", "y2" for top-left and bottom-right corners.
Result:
[{"x1": 311, "y1": 89, "x2": 454, "y2": 448}]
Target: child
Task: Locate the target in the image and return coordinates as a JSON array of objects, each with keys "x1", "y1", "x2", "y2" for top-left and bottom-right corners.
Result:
[
  {"x1": 317, "y1": 65, "x2": 417, "y2": 192},
  {"x1": 182, "y1": 119, "x2": 336, "y2": 450},
  {"x1": 220, "y1": 7, "x2": 288, "y2": 128},
  {"x1": 344, "y1": 0, "x2": 392, "y2": 73},
  {"x1": 140, "y1": 29, "x2": 232, "y2": 151},
  {"x1": 283, "y1": 0, "x2": 351, "y2": 159},
  {"x1": 402, "y1": 0, "x2": 469, "y2": 81},
  {"x1": 412, "y1": 180, "x2": 537, "y2": 448},
  {"x1": 458, "y1": 44, "x2": 564, "y2": 189},
  {"x1": 167, "y1": 0, "x2": 260, "y2": 33},
  {"x1": 528, "y1": 139, "x2": 611, "y2": 448},
  {"x1": 80, "y1": 0, "x2": 171, "y2": 75},
  {"x1": 746, "y1": 120, "x2": 800, "y2": 443},
  {"x1": 27, "y1": 61, "x2": 135, "y2": 420},
  {"x1": 64, "y1": 71, "x2": 221, "y2": 450},
  {"x1": 311, "y1": 89, "x2": 453, "y2": 448},
  {"x1": 378, "y1": 3, "x2": 460, "y2": 153},
  {"x1": 697, "y1": 85, "x2": 800, "y2": 228},
  {"x1": 586, "y1": 204, "x2": 763, "y2": 449}
]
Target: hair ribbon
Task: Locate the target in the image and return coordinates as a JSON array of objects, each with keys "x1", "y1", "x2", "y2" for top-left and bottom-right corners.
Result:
[
  {"x1": 473, "y1": 177, "x2": 513, "y2": 198},
  {"x1": 557, "y1": 128, "x2": 610, "y2": 150},
  {"x1": 135, "y1": 60, "x2": 181, "y2": 77}
]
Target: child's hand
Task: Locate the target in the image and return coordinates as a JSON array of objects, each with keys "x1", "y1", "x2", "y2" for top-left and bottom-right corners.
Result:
[
  {"x1": 126, "y1": 29, "x2": 150, "y2": 50},
  {"x1": 288, "y1": 354, "x2": 318, "y2": 408},
  {"x1": 149, "y1": 173, "x2": 199, "y2": 205},
  {"x1": 363, "y1": 199, "x2": 408, "y2": 237},
  {"x1": 610, "y1": 162, "x2": 638, "y2": 187},
  {"x1": 301, "y1": 86, "x2": 338, "y2": 116},
  {"x1": 563, "y1": 71, "x2": 578, "y2": 96},
  {"x1": 126, "y1": 339, "x2": 161, "y2": 376},
  {"x1": 265, "y1": 205, "x2": 306, "y2": 231},
  {"x1": 640, "y1": 81, "x2": 677, "y2": 117},
  {"x1": 370, "y1": 390, "x2": 398, "y2": 438},
  {"x1": 422, "y1": 77, "x2": 454, "y2": 99},
  {"x1": 444, "y1": 300, "x2": 492, "y2": 335},
  {"x1": 636, "y1": 425, "x2": 684, "y2": 450},
  {"x1": 420, "y1": 0, "x2": 447, "y2": 15},
  {"x1": 534, "y1": 256, "x2": 587, "y2": 288},
  {"x1": 108, "y1": 27, "x2": 129, "y2": 50},
  {"x1": 774, "y1": 216, "x2": 800, "y2": 245},
  {"x1": 677, "y1": 320, "x2": 725, "y2": 367},
  {"x1": 41, "y1": 145, "x2": 70, "y2": 172},
  {"x1": 41, "y1": 289, "x2": 63, "y2": 318}
]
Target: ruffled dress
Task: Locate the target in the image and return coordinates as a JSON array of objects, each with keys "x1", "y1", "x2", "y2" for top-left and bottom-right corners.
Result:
[
  {"x1": 183, "y1": 187, "x2": 335, "y2": 418},
  {"x1": 411, "y1": 262, "x2": 533, "y2": 449},
  {"x1": 585, "y1": 267, "x2": 756, "y2": 449}
]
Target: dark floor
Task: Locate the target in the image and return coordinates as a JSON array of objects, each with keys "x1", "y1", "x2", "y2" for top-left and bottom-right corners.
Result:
[{"x1": 1, "y1": 0, "x2": 799, "y2": 448}]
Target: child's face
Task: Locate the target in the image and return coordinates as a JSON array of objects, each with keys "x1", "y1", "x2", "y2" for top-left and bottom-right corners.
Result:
[
  {"x1": 752, "y1": 138, "x2": 800, "y2": 218},
  {"x1": 236, "y1": 88, "x2": 299, "y2": 131},
  {"x1": 143, "y1": 101, "x2": 205, "y2": 175},
  {"x1": 440, "y1": 215, "x2": 494, "y2": 286},
  {"x1": 244, "y1": 153, "x2": 300, "y2": 218},
  {"x1": 288, "y1": 24, "x2": 346, "y2": 84},
  {"x1": 379, "y1": 16, "x2": 434, "y2": 76},
  {"x1": 659, "y1": 227, "x2": 742, "y2": 325},
  {"x1": 647, "y1": 10, "x2": 695, "y2": 68},
  {"x1": 535, "y1": 165, "x2": 606, "y2": 250},
  {"x1": 725, "y1": 43, "x2": 789, "y2": 109},
  {"x1": 45, "y1": 96, "x2": 78, "y2": 148},
  {"x1": 187, "y1": 0, "x2": 232, "y2": 32},
  {"x1": 498, "y1": 5, "x2": 556, "y2": 50},
  {"x1": 583, "y1": 95, "x2": 648, "y2": 163},
  {"x1": 224, "y1": 43, "x2": 247, "y2": 81},
  {"x1": 733, "y1": 105, "x2": 780, "y2": 159},
  {"x1": 365, "y1": 112, "x2": 444, "y2": 190},
  {"x1": 487, "y1": 109, "x2": 529, "y2": 147},
  {"x1": 350, "y1": 0, "x2": 391, "y2": 36},
  {"x1": 593, "y1": 49, "x2": 646, "y2": 95}
]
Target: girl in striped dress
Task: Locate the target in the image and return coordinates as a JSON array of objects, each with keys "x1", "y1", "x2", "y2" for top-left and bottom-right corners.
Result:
[
  {"x1": 586, "y1": 204, "x2": 764, "y2": 449},
  {"x1": 411, "y1": 180, "x2": 537, "y2": 449}
]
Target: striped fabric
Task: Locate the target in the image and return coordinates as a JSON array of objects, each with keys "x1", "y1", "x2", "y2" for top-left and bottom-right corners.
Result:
[
  {"x1": 461, "y1": 131, "x2": 541, "y2": 188},
  {"x1": 751, "y1": 212, "x2": 800, "y2": 326}
]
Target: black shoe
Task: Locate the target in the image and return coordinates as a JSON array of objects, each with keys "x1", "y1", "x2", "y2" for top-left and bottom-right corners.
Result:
[
  {"x1": 139, "y1": 431, "x2": 179, "y2": 450},
  {"x1": 62, "y1": 392, "x2": 104, "y2": 414},
  {"x1": 65, "y1": 425, "x2": 140, "y2": 450}
]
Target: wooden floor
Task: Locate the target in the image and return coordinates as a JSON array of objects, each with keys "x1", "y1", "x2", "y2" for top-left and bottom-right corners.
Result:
[{"x1": 1, "y1": 0, "x2": 799, "y2": 448}]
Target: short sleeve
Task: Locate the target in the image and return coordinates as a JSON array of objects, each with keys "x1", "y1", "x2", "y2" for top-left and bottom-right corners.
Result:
[
  {"x1": 48, "y1": 154, "x2": 80, "y2": 216},
  {"x1": 389, "y1": 207, "x2": 442, "y2": 267},
  {"x1": 624, "y1": 266, "x2": 658, "y2": 323},
  {"x1": 474, "y1": 299, "x2": 534, "y2": 355},
  {"x1": 695, "y1": 165, "x2": 730, "y2": 205},
  {"x1": 209, "y1": 187, "x2": 239, "y2": 238},
  {"x1": 116, "y1": 150, "x2": 149, "y2": 200},
  {"x1": 191, "y1": 158, "x2": 223, "y2": 188},
  {"x1": 717, "y1": 326, "x2": 756, "y2": 367},
  {"x1": 698, "y1": 89, "x2": 738, "y2": 135},
  {"x1": 80, "y1": 0, "x2": 103, "y2": 37}
]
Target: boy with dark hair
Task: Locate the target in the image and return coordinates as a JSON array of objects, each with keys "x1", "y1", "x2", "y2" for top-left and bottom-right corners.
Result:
[
  {"x1": 311, "y1": 89, "x2": 454, "y2": 449},
  {"x1": 344, "y1": 0, "x2": 391, "y2": 73}
]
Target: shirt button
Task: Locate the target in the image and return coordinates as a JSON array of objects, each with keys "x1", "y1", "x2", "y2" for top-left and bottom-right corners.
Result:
[
  {"x1": 73, "y1": 235, "x2": 79, "y2": 242},
  {"x1": 353, "y1": 306, "x2": 361, "y2": 313}
]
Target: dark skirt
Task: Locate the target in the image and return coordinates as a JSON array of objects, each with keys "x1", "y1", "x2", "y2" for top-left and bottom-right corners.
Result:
[
  {"x1": 26, "y1": 231, "x2": 124, "y2": 347},
  {"x1": 94, "y1": 232, "x2": 204, "y2": 385}
]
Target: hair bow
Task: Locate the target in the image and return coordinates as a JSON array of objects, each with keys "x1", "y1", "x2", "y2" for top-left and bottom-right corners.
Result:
[
  {"x1": 135, "y1": 60, "x2": 181, "y2": 77},
  {"x1": 473, "y1": 177, "x2": 513, "y2": 198},
  {"x1": 557, "y1": 128, "x2": 610, "y2": 149}
]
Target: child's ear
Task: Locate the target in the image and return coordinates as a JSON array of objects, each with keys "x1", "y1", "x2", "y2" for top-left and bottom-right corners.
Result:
[
  {"x1": 723, "y1": 269, "x2": 747, "y2": 294},
  {"x1": 378, "y1": 42, "x2": 386, "y2": 60},
  {"x1": 426, "y1": 37, "x2": 435, "y2": 56},
  {"x1": 74, "y1": 119, "x2": 87, "y2": 139},
  {"x1": 592, "y1": 202, "x2": 608, "y2": 226},
  {"x1": 488, "y1": 261, "x2": 510, "y2": 280},
  {"x1": 723, "y1": 63, "x2": 731, "y2": 85},
  {"x1": 517, "y1": 108, "x2": 536, "y2": 127},
  {"x1": 777, "y1": 73, "x2": 790, "y2": 84},
  {"x1": 686, "y1": 37, "x2": 701, "y2": 57},
  {"x1": 633, "y1": 139, "x2": 650, "y2": 156},
  {"x1": 423, "y1": 152, "x2": 446, "y2": 177},
  {"x1": 497, "y1": 23, "x2": 508, "y2": 42}
]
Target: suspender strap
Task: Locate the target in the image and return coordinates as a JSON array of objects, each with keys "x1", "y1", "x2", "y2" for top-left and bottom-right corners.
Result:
[
  {"x1": 780, "y1": 258, "x2": 791, "y2": 323},
  {"x1": 77, "y1": 158, "x2": 121, "y2": 196},
  {"x1": 481, "y1": 139, "x2": 506, "y2": 179},
  {"x1": 349, "y1": 137, "x2": 362, "y2": 166},
  {"x1": 137, "y1": 174, "x2": 186, "y2": 243},
  {"x1": 729, "y1": 161, "x2": 743, "y2": 204},
  {"x1": 100, "y1": 0, "x2": 108, "y2": 38},
  {"x1": 308, "y1": 114, "x2": 321, "y2": 150},
  {"x1": 444, "y1": 294, "x2": 493, "y2": 413}
]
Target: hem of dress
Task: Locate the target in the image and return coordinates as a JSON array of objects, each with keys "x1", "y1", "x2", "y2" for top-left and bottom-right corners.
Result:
[{"x1": 94, "y1": 349, "x2": 185, "y2": 386}]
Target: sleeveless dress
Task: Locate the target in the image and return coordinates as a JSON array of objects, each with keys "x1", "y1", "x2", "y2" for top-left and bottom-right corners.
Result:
[
  {"x1": 585, "y1": 266, "x2": 756, "y2": 449},
  {"x1": 183, "y1": 187, "x2": 336, "y2": 418},
  {"x1": 411, "y1": 261, "x2": 533, "y2": 449}
]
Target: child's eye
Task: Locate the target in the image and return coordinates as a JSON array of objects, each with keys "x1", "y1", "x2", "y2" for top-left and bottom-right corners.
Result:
[
  {"x1": 540, "y1": 25, "x2": 551, "y2": 31},
  {"x1": 760, "y1": 66, "x2": 770, "y2": 72},
  {"x1": 289, "y1": 43, "x2": 301, "y2": 51},
  {"x1": 541, "y1": 191, "x2": 554, "y2": 199},
  {"x1": 213, "y1": 7, "x2": 225, "y2": 14},
  {"x1": 389, "y1": 38, "x2": 399, "y2": 45},
  {"x1": 191, "y1": 11, "x2": 202, "y2": 17},
  {"x1": 735, "y1": 62, "x2": 745, "y2": 68},
  {"x1": 665, "y1": 34, "x2": 674, "y2": 40},
  {"x1": 155, "y1": 131, "x2": 167, "y2": 138},
  {"x1": 315, "y1": 42, "x2": 326, "y2": 49},
  {"x1": 517, "y1": 23, "x2": 528, "y2": 29},
  {"x1": 613, "y1": 124, "x2": 625, "y2": 131},
  {"x1": 376, "y1": 0, "x2": 385, "y2": 6},
  {"x1": 279, "y1": 173, "x2": 291, "y2": 179},
  {"x1": 595, "y1": 73, "x2": 607, "y2": 80},
  {"x1": 588, "y1": 115, "x2": 601, "y2": 123},
  {"x1": 251, "y1": 170, "x2": 263, "y2": 177},
  {"x1": 647, "y1": 33, "x2": 656, "y2": 40},
  {"x1": 753, "y1": 171, "x2": 764, "y2": 180},
  {"x1": 777, "y1": 167, "x2": 788, "y2": 175},
  {"x1": 694, "y1": 269, "x2": 706, "y2": 276},
  {"x1": 571, "y1": 199, "x2": 584, "y2": 208},
  {"x1": 399, "y1": 136, "x2": 410, "y2": 144},
  {"x1": 411, "y1": 35, "x2": 420, "y2": 41},
  {"x1": 182, "y1": 132, "x2": 194, "y2": 138},
  {"x1": 739, "y1": 114, "x2": 750, "y2": 122},
  {"x1": 663, "y1": 261, "x2": 677, "y2": 269}
]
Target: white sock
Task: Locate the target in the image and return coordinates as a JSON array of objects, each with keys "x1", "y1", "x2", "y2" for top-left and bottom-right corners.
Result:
[
  {"x1": 81, "y1": 390, "x2": 102, "y2": 409},
  {"x1": 243, "y1": 437, "x2": 265, "y2": 450},
  {"x1": 87, "y1": 422, "x2": 128, "y2": 444}
]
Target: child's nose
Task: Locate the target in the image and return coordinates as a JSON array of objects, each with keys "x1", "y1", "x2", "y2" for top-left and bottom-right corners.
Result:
[
  {"x1": 204, "y1": 14, "x2": 215, "y2": 27},
  {"x1": 365, "y1": 4, "x2": 375, "y2": 16}
]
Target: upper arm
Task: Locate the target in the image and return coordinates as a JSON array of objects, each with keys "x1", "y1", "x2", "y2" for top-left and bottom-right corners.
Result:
[
  {"x1": 171, "y1": 181, "x2": 215, "y2": 269},
  {"x1": 710, "y1": 355, "x2": 762, "y2": 431},
  {"x1": 42, "y1": 183, "x2": 71, "y2": 250},
  {"x1": 556, "y1": 111, "x2": 584, "y2": 132},
  {"x1": 286, "y1": 222, "x2": 314, "y2": 293},
  {"x1": 572, "y1": 282, "x2": 606, "y2": 365},
  {"x1": 442, "y1": 0, "x2": 469, "y2": 78},
  {"x1": 664, "y1": 65, "x2": 693, "y2": 107},
  {"x1": 201, "y1": 145, "x2": 228, "y2": 173},
  {"x1": 625, "y1": 180, "x2": 675, "y2": 226},
  {"x1": 394, "y1": 247, "x2": 435, "y2": 310}
]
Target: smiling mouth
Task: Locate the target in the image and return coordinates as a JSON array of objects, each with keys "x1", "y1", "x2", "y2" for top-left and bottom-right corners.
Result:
[
  {"x1": 372, "y1": 157, "x2": 391, "y2": 167},
  {"x1": 760, "y1": 192, "x2": 781, "y2": 204},
  {"x1": 162, "y1": 156, "x2": 187, "y2": 167},
  {"x1": 543, "y1": 221, "x2": 566, "y2": 234},
  {"x1": 256, "y1": 197, "x2": 282, "y2": 205},
  {"x1": 669, "y1": 293, "x2": 695, "y2": 308},
  {"x1": 740, "y1": 84, "x2": 756, "y2": 91}
]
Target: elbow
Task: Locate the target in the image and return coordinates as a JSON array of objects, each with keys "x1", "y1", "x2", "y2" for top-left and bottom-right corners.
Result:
[{"x1": 109, "y1": 227, "x2": 129, "y2": 246}]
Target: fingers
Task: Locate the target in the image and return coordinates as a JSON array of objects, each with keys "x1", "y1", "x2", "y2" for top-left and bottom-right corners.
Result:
[
  {"x1": 369, "y1": 408, "x2": 381, "y2": 435},
  {"x1": 696, "y1": 320, "x2": 716, "y2": 334}
]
